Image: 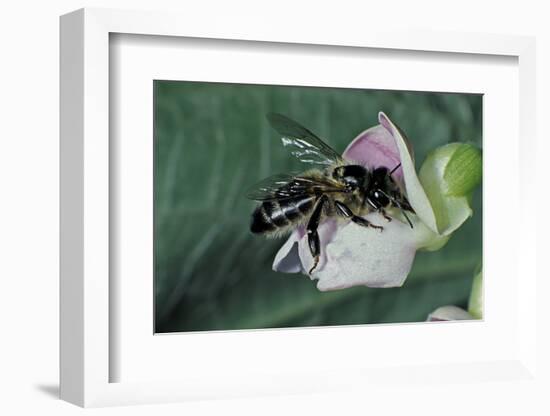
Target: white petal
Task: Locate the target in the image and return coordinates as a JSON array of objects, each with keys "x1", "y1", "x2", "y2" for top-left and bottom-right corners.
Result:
[
  {"x1": 378, "y1": 112, "x2": 439, "y2": 234},
  {"x1": 427, "y1": 305, "x2": 474, "y2": 321},
  {"x1": 304, "y1": 213, "x2": 419, "y2": 291}
]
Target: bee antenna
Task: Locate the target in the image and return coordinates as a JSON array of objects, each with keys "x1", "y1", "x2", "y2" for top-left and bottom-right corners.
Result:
[
  {"x1": 389, "y1": 163, "x2": 402, "y2": 176},
  {"x1": 401, "y1": 209, "x2": 414, "y2": 229},
  {"x1": 378, "y1": 189, "x2": 414, "y2": 229}
]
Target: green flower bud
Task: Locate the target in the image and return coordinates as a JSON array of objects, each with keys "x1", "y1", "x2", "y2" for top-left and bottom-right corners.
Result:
[
  {"x1": 468, "y1": 268, "x2": 483, "y2": 319},
  {"x1": 443, "y1": 144, "x2": 482, "y2": 197},
  {"x1": 418, "y1": 143, "x2": 482, "y2": 236}
]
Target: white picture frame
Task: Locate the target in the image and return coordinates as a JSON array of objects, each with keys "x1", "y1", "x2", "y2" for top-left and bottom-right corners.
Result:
[{"x1": 60, "y1": 7, "x2": 538, "y2": 408}]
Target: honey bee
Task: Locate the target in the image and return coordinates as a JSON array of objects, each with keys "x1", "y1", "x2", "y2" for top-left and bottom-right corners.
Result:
[{"x1": 247, "y1": 113, "x2": 414, "y2": 274}]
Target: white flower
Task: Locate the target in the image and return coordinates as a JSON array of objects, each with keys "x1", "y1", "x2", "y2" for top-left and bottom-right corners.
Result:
[{"x1": 273, "y1": 112, "x2": 481, "y2": 291}]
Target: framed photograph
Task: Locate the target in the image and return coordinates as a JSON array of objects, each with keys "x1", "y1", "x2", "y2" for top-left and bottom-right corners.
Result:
[
  {"x1": 152, "y1": 80, "x2": 483, "y2": 334},
  {"x1": 60, "y1": 8, "x2": 538, "y2": 408}
]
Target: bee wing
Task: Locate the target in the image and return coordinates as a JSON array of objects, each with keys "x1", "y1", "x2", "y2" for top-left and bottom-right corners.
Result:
[
  {"x1": 246, "y1": 173, "x2": 343, "y2": 201},
  {"x1": 267, "y1": 113, "x2": 345, "y2": 166}
]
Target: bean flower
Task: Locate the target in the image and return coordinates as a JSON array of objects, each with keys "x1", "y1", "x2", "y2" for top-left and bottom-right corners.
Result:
[{"x1": 273, "y1": 112, "x2": 482, "y2": 291}]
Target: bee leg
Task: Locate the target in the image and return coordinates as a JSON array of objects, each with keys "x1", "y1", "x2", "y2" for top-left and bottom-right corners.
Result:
[
  {"x1": 379, "y1": 208, "x2": 392, "y2": 222},
  {"x1": 309, "y1": 255, "x2": 320, "y2": 276},
  {"x1": 335, "y1": 201, "x2": 383, "y2": 232},
  {"x1": 307, "y1": 195, "x2": 328, "y2": 275}
]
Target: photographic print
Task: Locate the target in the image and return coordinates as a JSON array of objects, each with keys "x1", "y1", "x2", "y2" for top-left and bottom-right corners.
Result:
[{"x1": 154, "y1": 81, "x2": 482, "y2": 333}]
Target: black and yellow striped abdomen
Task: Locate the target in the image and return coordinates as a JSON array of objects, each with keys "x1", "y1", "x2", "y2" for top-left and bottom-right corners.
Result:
[{"x1": 250, "y1": 196, "x2": 316, "y2": 235}]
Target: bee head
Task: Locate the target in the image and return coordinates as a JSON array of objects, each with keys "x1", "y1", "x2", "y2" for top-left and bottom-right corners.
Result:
[
  {"x1": 366, "y1": 167, "x2": 392, "y2": 208},
  {"x1": 333, "y1": 165, "x2": 367, "y2": 191},
  {"x1": 364, "y1": 165, "x2": 415, "y2": 228},
  {"x1": 367, "y1": 189, "x2": 390, "y2": 209}
]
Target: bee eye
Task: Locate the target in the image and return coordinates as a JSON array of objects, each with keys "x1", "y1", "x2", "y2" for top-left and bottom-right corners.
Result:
[{"x1": 374, "y1": 191, "x2": 380, "y2": 198}]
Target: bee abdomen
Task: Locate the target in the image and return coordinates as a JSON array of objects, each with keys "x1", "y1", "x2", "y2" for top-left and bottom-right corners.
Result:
[{"x1": 250, "y1": 196, "x2": 315, "y2": 234}]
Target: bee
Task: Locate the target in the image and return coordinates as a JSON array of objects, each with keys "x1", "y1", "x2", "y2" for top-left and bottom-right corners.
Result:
[{"x1": 247, "y1": 113, "x2": 414, "y2": 274}]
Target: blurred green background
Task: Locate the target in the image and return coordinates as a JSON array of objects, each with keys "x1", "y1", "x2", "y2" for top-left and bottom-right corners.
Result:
[{"x1": 154, "y1": 81, "x2": 482, "y2": 333}]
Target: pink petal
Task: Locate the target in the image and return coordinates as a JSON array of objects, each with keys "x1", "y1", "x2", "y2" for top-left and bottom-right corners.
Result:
[{"x1": 343, "y1": 125, "x2": 404, "y2": 182}]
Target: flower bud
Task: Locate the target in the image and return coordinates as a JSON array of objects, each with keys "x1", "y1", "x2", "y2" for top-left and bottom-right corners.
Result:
[
  {"x1": 418, "y1": 143, "x2": 482, "y2": 235},
  {"x1": 443, "y1": 144, "x2": 482, "y2": 197},
  {"x1": 468, "y1": 268, "x2": 483, "y2": 319}
]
